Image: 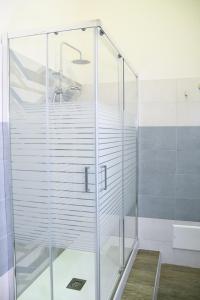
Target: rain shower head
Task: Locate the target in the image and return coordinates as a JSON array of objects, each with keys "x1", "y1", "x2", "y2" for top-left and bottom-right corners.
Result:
[
  {"x1": 72, "y1": 58, "x2": 90, "y2": 65},
  {"x1": 60, "y1": 42, "x2": 90, "y2": 69},
  {"x1": 55, "y1": 41, "x2": 90, "y2": 103}
]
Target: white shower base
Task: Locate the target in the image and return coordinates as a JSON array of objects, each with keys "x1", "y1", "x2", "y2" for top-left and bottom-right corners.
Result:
[
  {"x1": 17, "y1": 237, "x2": 134, "y2": 300},
  {"x1": 18, "y1": 249, "x2": 96, "y2": 300}
]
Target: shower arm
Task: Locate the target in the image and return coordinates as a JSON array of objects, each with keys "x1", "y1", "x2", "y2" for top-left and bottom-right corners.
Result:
[{"x1": 59, "y1": 42, "x2": 82, "y2": 75}]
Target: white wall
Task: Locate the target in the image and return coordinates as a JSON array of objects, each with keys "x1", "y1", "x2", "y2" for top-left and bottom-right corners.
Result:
[
  {"x1": 1, "y1": 0, "x2": 200, "y2": 79},
  {"x1": 139, "y1": 218, "x2": 200, "y2": 268},
  {"x1": 139, "y1": 77, "x2": 200, "y2": 127}
]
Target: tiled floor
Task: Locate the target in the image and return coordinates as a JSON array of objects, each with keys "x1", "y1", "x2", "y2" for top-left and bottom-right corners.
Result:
[
  {"x1": 122, "y1": 250, "x2": 200, "y2": 300},
  {"x1": 122, "y1": 249, "x2": 160, "y2": 300},
  {"x1": 158, "y1": 264, "x2": 200, "y2": 300}
]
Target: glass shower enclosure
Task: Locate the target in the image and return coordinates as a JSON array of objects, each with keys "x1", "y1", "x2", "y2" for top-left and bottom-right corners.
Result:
[{"x1": 6, "y1": 20, "x2": 138, "y2": 300}]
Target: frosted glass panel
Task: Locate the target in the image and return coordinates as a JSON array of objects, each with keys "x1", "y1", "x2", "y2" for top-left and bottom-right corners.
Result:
[
  {"x1": 123, "y1": 62, "x2": 138, "y2": 264},
  {"x1": 9, "y1": 35, "x2": 52, "y2": 299},
  {"x1": 98, "y1": 30, "x2": 123, "y2": 300},
  {"x1": 48, "y1": 28, "x2": 96, "y2": 300}
]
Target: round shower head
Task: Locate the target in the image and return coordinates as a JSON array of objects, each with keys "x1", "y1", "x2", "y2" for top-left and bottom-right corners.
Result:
[{"x1": 72, "y1": 59, "x2": 90, "y2": 65}]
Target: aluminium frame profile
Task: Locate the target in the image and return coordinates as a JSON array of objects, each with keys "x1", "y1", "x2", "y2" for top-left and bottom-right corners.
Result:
[
  {"x1": 1, "y1": 33, "x2": 17, "y2": 300},
  {"x1": 7, "y1": 19, "x2": 137, "y2": 78}
]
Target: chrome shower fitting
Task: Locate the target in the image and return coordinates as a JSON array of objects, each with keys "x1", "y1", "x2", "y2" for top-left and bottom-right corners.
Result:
[
  {"x1": 52, "y1": 41, "x2": 90, "y2": 103},
  {"x1": 60, "y1": 42, "x2": 90, "y2": 70}
]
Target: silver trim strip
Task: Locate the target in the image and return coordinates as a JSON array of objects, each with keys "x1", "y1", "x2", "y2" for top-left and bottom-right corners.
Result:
[
  {"x1": 45, "y1": 33, "x2": 54, "y2": 300},
  {"x1": 7, "y1": 19, "x2": 102, "y2": 39},
  {"x1": 7, "y1": 19, "x2": 137, "y2": 78},
  {"x1": 98, "y1": 25, "x2": 138, "y2": 78},
  {"x1": 153, "y1": 253, "x2": 161, "y2": 300},
  {"x1": 94, "y1": 27, "x2": 100, "y2": 300},
  {"x1": 2, "y1": 33, "x2": 17, "y2": 300},
  {"x1": 113, "y1": 240, "x2": 139, "y2": 300}
]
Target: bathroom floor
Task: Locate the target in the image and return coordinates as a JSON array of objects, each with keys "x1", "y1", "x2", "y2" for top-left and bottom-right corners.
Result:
[
  {"x1": 122, "y1": 249, "x2": 160, "y2": 300},
  {"x1": 158, "y1": 264, "x2": 200, "y2": 300}
]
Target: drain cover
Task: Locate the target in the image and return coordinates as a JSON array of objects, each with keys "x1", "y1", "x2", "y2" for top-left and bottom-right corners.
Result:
[{"x1": 66, "y1": 278, "x2": 86, "y2": 291}]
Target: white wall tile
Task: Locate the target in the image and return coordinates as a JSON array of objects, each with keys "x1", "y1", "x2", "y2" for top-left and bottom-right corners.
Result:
[
  {"x1": 172, "y1": 248, "x2": 200, "y2": 267},
  {"x1": 139, "y1": 238, "x2": 174, "y2": 263},
  {"x1": 139, "y1": 79, "x2": 177, "y2": 103},
  {"x1": 177, "y1": 100, "x2": 200, "y2": 126},
  {"x1": 0, "y1": 160, "x2": 5, "y2": 199},
  {"x1": 0, "y1": 268, "x2": 14, "y2": 300},
  {"x1": 138, "y1": 217, "x2": 173, "y2": 242},
  {"x1": 177, "y1": 77, "x2": 200, "y2": 102},
  {"x1": 0, "y1": 127, "x2": 3, "y2": 161},
  {"x1": 139, "y1": 77, "x2": 200, "y2": 126},
  {"x1": 138, "y1": 217, "x2": 200, "y2": 268},
  {"x1": 0, "y1": 272, "x2": 9, "y2": 300},
  {"x1": 139, "y1": 101, "x2": 176, "y2": 126}
]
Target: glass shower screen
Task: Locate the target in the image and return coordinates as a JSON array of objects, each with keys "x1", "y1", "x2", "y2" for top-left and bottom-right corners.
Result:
[
  {"x1": 97, "y1": 31, "x2": 123, "y2": 300},
  {"x1": 123, "y1": 62, "x2": 138, "y2": 264},
  {"x1": 8, "y1": 23, "x2": 138, "y2": 300},
  {"x1": 47, "y1": 28, "x2": 96, "y2": 300},
  {"x1": 9, "y1": 34, "x2": 52, "y2": 300},
  {"x1": 9, "y1": 28, "x2": 96, "y2": 300}
]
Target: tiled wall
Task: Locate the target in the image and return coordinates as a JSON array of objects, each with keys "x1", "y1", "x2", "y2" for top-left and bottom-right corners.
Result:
[
  {"x1": 138, "y1": 78, "x2": 200, "y2": 267},
  {"x1": 139, "y1": 78, "x2": 200, "y2": 223}
]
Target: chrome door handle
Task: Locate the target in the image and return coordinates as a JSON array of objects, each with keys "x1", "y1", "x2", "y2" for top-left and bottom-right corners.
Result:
[
  {"x1": 84, "y1": 167, "x2": 90, "y2": 192},
  {"x1": 103, "y1": 165, "x2": 107, "y2": 190}
]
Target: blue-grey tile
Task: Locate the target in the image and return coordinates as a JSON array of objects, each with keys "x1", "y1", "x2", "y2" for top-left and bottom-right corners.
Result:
[
  {"x1": 2, "y1": 122, "x2": 10, "y2": 161},
  {"x1": 0, "y1": 234, "x2": 13, "y2": 276},
  {"x1": 0, "y1": 236, "x2": 8, "y2": 276},
  {"x1": 5, "y1": 197, "x2": 13, "y2": 236},
  {"x1": 175, "y1": 198, "x2": 200, "y2": 222},
  {"x1": 2, "y1": 160, "x2": 12, "y2": 200},
  {"x1": 177, "y1": 150, "x2": 200, "y2": 174},
  {"x1": 139, "y1": 127, "x2": 176, "y2": 151},
  {"x1": 176, "y1": 174, "x2": 200, "y2": 199},
  {"x1": 139, "y1": 126, "x2": 200, "y2": 222},
  {"x1": 139, "y1": 172, "x2": 175, "y2": 197},
  {"x1": 0, "y1": 200, "x2": 7, "y2": 238},
  {"x1": 7, "y1": 233, "x2": 14, "y2": 271},
  {"x1": 138, "y1": 195, "x2": 175, "y2": 219},
  {"x1": 0, "y1": 124, "x2": 3, "y2": 161},
  {"x1": 140, "y1": 149, "x2": 176, "y2": 174},
  {"x1": 0, "y1": 161, "x2": 5, "y2": 199},
  {"x1": 177, "y1": 126, "x2": 200, "y2": 151}
]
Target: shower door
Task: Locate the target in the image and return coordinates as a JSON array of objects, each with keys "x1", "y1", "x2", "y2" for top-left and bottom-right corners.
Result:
[
  {"x1": 97, "y1": 29, "x2": 124, "y2": 300},
  {"x1": 47, "y1": 28, "x2": 97, "y2": 300},
  {"x1": 97, "y1": 30, "x2": 138, "y2": 299},
  {"x1": 9, "y1": 34, "x2": 52, "y2": 300},
  {"x1": 9, "y1": 27, "x2": 97, "y2": 300}
]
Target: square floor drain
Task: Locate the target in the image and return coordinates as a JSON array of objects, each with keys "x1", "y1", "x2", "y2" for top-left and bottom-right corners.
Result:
[{"x1": 66, "y1": 278, "x2": 86, "y2": 291}]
